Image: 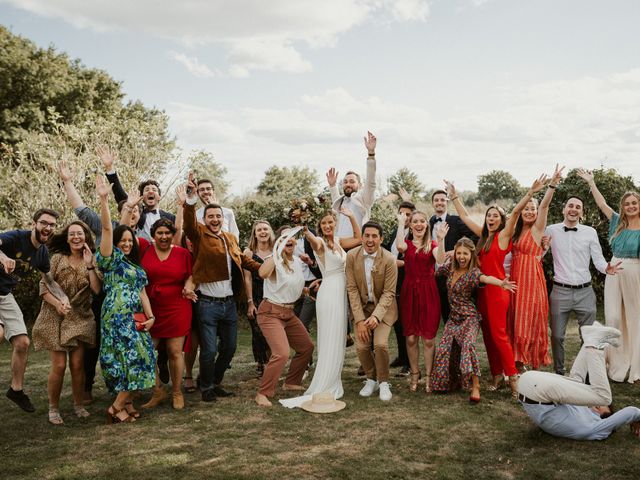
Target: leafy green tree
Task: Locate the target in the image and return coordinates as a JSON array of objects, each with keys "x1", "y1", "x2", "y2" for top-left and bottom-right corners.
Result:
[
  {"x1": 256, "y1": 165, "x2": 319, "y2": 198},
  {"x1": 186, "y1": 150, "x2": 230, "y2": 198},
  {"x1": 477, "y1": 170, "x2": 524, "y2": 204},
  {"x1": 387, "y1": 167, "x2": 424, "y2": 198},
  {"x1": 0, "y1": 26, "x2": 123, "y2": 146}
]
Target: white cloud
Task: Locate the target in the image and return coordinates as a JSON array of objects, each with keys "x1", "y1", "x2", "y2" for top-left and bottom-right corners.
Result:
[
  {"x1": 2, "y1": 0, "x2": 431, "y2": 76},
  {"x1": 167, "y1": 51, "x2": 219, "y2": 78},
  {"x1": 167, "y1": 69, "x2": 640, "y2": 195}
]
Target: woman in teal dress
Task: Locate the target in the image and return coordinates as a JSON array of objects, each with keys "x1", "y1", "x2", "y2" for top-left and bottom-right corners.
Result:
[{"x1": 95, "y1": 175, "x2": 156, "y2": 423}]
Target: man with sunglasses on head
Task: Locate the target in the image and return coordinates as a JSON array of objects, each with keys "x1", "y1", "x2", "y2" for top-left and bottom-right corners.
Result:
[{"x1": 0, "y1": 209, "x2": 70, "y2": 412}]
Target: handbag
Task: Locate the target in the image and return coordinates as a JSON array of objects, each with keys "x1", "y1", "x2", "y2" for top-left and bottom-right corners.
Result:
[{"x1": 133, "y1": 312, "x2": 147, "y2": 331}]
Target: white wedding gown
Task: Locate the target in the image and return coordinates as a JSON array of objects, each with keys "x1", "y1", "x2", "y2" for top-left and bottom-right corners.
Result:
[{"x1": 280, "y1": 239, "x2": 347, "y2": 408}]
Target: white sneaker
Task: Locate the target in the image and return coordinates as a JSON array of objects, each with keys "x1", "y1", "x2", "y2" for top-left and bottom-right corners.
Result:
[
  {"x1": 581, "y1": 323, "x2": 621, "y2": 349},
  {"x1": 359, "y1": 379, "x2": 379, "y2": 397},
  {"x1": 379, "y1": 382, "x2": 392, "y2": 402}
]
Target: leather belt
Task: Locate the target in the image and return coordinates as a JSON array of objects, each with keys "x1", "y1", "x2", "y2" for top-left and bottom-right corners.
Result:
[
  {"x1": 518, "y1": 393, "x2": 554, "y2": 405},
  {"x1": 553, "y1": 281, "x2": 591, "y2": 290},
  {"x1": 197, "y1": 293, "x2": 234, "y2": 303},
  {"x1": 267, "y1": 299, "x2": 296, "y2": 309}
]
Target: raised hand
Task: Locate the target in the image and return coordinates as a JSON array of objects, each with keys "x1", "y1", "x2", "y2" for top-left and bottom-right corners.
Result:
[
  {"x1": 186, "y1": 171, "x2": 197, "y2": 199},
  {"x1": 530, "y1": 174, "x2": 549, "y2": 194},
  {"x1": 340, "y1": 206, "x2": 355, "y2": 218},
  {"x1": 398, "y1": 187, "x2": 412, "y2": 202},
  {"x1": 82, "y1": 243, "x2": 94, "y2": 267},
  {"x1": 96, "y1": 145, "x2": 117, "y2": 171},
  {"x1": 576, "y1": 168, "x2": 595, "y2": 185},
  {"x1": 125, "y1": 189, "x2": 142, "y2": 209},
  {"x1": 175, "y1": 184, "x2": 187, "y2": 206},
  {"x1": 436, "y1": 222, "x2": 449, "y2": 242},
  {"x1": 444, "y1": 179, "x2": 457, "y2": 198},
  {"x1": 549, "y1": 163, "x2": 565, "y2": 187},
  {"x1": 364, "y1": 131, "x2": 377, "y2": 154},
  {"x1": 58, "y1": 160, "x2": 74, "y2": 182},
  {"x1": 326, "y1": 167, "x2": 339, "y2": 187},
  {"x1": 397, "y1": 212, "x2": 408, "y2": 225},
  {"x1": 95, "y1": 174, "x2": 113, "y2": 199}
]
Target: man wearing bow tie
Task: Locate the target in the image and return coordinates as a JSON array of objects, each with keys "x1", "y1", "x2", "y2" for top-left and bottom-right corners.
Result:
[
  {"x1": 545, "y1": 196, "x2": 622, "y2": 375},
  {"x1": 429, "y1": 190, "x2": 477, "y2": 324}
]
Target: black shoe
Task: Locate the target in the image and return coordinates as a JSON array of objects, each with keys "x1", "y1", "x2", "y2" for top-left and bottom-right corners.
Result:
[
  {"x1": 158, "y1": 360, "x2": 170, "y2": 385},
  {"x1": 395, "y1": 365, "x2": 410, "y2": 378},
  {"x1": 346, "y1": 335, "x2": 354, "y2": 347},
  {"x1": 213, "y1": 386, "x2": 235, "y2": 397},
  {"x1": 357, "y1": 365, "x2": 365, "y2": 376},
  {"x1": 389, "y1": 357, "x2": 402, "y2": 368},
  {"x1": 6, "y1": 387, "x2": 35, "y2": 412},
  {"x1": 201, "y1": 389, "x2": 218, "y2": 402}
]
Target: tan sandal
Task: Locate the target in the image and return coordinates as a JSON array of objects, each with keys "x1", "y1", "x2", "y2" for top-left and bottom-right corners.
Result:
[
  {"x1": 425, "y1": 374, "x2": 432, "y2": 393},
  {"x1": 106, "y1": 404, "x2": 135, "y2": 424},
  {"x1": 509, "y1": 375, "x2": 519, "y2": 399},
  {"x1": 48, "y1": 408, "x2": 64, "y2": 425},
  {"x1": 487, "y1": 375, "x2": 504, "y2": 391},
  {"x1": 409, "y1": 371, "x2": 420, "y2": 392}
]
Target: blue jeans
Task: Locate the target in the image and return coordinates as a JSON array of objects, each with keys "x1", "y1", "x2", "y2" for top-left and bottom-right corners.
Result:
[{"x1": 197, "y1": 297, "x2": 238, "y2": 391}]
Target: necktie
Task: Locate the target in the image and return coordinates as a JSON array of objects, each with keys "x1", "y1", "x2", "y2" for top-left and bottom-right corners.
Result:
[{"x1": 564, "y1": 226, "x2": 578, "y2": 232}]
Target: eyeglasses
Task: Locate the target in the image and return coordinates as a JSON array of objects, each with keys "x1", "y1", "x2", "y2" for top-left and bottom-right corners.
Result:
[{"x1": 37, "y1": 220, "x2": 57, "y2": 229}]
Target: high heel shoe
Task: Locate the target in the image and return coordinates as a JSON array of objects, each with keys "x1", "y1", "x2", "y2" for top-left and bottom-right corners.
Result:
[
  {"x1": 106, "y1": 404, "x2": 135, "y2": 424},
  {"x1": 409, "y1": 371, "x2": 420, "y2": 392},
  {"x1": 425, "y1": 374, "x2": 432, "y2": 393},
  {"x1": 124, "y1": 401, "x2": 141, "y2": 419},
  {"x1": 509, "y1": 375, "x2": 519, "y2": 399}
]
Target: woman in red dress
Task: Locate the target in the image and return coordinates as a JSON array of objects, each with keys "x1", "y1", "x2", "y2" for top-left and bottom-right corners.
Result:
[
  {"x1": 395, "y1": 211, "x2": 444, "y2": 393},
  {"x1": 446, "y1": 175, "x2": 548, "y2": 397},
  {"x1": 139, "y1": 218, "x2": 193, "y2": 410}
]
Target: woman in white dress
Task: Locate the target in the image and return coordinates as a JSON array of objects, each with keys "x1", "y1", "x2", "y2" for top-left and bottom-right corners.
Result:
[{"x1": 280, "y1": 208, "x2": 361, "y2": 408}]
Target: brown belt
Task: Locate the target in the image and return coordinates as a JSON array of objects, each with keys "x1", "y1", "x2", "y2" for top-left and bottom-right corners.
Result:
[{"x1": 266, "y1": 299, "x2": 296, "y2": 309}]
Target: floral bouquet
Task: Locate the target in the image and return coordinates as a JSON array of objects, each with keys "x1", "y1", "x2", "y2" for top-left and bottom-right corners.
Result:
[{"x1": 287, "y1": 196, "x2": 320, "y2": 225}]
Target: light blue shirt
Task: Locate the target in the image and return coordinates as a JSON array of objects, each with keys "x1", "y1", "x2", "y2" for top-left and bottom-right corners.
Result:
[
  {"x1": 523, "y1": 403, "x2": 640, "y2": 440},
  {"x1": 609, "y1": 212, "x2": 640, "y2": 259}
]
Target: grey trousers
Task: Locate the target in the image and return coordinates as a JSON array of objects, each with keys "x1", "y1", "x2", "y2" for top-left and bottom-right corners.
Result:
[{"x1": 549, "y1": 285, "x2": 597, "y2": 375}]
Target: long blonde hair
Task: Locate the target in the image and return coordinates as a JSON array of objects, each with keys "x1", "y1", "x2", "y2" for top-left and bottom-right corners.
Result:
[
  {"x1": 410, "y1": 211, "x2": 432, "y2": 254},
  {"x1": 611, "y1": 191, "x2": 640, "y2": 241},
  {"x1": 248, "y1": 220, "x2": 274, "y2": 253}
]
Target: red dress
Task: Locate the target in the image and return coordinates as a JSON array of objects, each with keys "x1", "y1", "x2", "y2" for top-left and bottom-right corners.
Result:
[
  {"x1": 139, "y1": 239, "x2": 193, "y2": 338},
  {"x1": 400, "y1": 240, "x2": 441, "y2": 339},
  {"x1": 477, "y1": 236, "x2": 517, "y2": 377}
]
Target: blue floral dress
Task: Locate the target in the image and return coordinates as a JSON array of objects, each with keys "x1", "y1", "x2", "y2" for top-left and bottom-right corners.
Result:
[{"x1": 97, "y1": 247, "x2": 156, "y2": 393}]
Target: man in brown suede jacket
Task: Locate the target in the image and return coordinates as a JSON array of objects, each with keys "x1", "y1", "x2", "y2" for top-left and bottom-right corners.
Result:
[{"x1": 181, "y1": 183, "x2": 261, "y2": 402}]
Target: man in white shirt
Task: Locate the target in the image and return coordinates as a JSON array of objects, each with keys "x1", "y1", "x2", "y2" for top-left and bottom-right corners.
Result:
[
  {"x1": 518, "y1": 322, "x2": 640, "y2": 441},
  {"x1": 545, "y1": 196, "x2": 621, "y2": 375},
  {"x1": 327, "y1": 131, "x2": 377, "y2": 239},
  {"x1": 194, "y1": 178, "x2": 240, "y2": 240}
]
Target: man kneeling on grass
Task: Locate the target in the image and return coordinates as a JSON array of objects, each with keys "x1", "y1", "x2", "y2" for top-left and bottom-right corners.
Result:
[{"x1": 517, "y1": 322, "x2": 640, "y2": 440}]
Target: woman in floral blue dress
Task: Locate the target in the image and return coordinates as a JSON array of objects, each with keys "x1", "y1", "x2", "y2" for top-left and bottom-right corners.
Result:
[
  {"x1": 95, "y1": 175, "x2": 156, "y2": 423},
  {"x1": 430, "y1": 236, "x2": 516, "y2": 403}
]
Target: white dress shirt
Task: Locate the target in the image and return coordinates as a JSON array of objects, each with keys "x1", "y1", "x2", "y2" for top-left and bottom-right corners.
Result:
[
  {"x1": 143, "y1": 209, "x2": 161, "y2": 237},
  {"x1": 363, "y1": 250, "x2": 377, "y2": 302},
  {"x1": 196, "y1": 206, "x2": 240, "y2": 240},
  {"x1": 336, "y1": 196, "x2": 363, "y2": 238},
  {"x1": 431, "y1": 213, "x2": 447, "y2": 241},
  {"x1": 198, "y1": 233, "x2": 234, "y2": 298},
  {"x1": 545, "y1": 223, "x2": 608, "y2": 285}
]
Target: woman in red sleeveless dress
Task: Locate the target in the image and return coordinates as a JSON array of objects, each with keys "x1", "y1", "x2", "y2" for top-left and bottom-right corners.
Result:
[{"x1": 446, "y1": 175, "x2": 548, "y2": 396}]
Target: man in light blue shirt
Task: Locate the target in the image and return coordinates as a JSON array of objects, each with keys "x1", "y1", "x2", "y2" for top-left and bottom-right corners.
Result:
[{"x1": 518, "y1": 323, "x2": 640, "y2": 440}]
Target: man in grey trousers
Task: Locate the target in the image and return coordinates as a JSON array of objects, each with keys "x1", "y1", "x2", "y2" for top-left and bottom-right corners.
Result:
[{"x1": 545, "y1": 196, "x2": 621, "y2": 375}]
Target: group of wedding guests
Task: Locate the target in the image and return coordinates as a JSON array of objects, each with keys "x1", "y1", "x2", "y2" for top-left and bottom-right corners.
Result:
[{"x1": 1, "y1": 133, "x2": 640, "y2": 439}]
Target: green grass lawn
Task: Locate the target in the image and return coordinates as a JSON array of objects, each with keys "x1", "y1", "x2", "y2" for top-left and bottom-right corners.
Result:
[{"x1": 1, "y1": 320, "x2": 639, "y2": 480}]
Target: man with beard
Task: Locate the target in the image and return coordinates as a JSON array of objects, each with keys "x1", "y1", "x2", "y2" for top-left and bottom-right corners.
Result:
[
  {"x1": 97, "y1": 145, "x2": 175, "y2": 239},
  {"x1": 429, "y1": 190, "x2": 478, "y2": 324},
  {"x1": 0, "y1": 209, "x2": 70, "y2": 412},
  {"x1": 194, "y1": 177, "x2": 240, "y2": 240},
  {"x1": 327, "y1": 131, "x2": 378, "y2": 239}
]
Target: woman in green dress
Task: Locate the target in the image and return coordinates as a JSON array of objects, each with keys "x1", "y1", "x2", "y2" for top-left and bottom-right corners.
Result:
[{"x1": 95, "y1": 175, "x2": 156, "y2": 423}]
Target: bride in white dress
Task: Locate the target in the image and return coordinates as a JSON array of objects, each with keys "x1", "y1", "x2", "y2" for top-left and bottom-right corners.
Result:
[{"x1": 280, "y1": 208, "x2": 362, "y2": 408}]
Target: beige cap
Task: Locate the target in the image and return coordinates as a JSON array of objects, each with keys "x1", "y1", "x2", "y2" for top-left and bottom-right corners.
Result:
[{"x1": 300, "y1": 392, "x2": 346, "y2": 414}]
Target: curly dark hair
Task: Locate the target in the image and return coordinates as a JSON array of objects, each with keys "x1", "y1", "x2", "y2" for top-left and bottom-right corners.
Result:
[
  {"x1": 150, "y1": 218, "x2": 176, "y2": 237},
  {"x1": 47, "y1": 221, "x2": 95, "y2": 255}
]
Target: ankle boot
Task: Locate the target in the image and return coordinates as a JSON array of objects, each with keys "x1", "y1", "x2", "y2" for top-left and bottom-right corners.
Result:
[
  {"x1": 142, "y1": 386, "x2": 168, "y2": 409},
  {"x1": 172, "y1": 391, "x2": 185, "y2": 410}
]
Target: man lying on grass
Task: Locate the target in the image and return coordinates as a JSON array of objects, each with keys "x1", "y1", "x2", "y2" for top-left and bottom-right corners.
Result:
[{"x1": 517, "y1": 322, "x2": 640, "y2": 440}]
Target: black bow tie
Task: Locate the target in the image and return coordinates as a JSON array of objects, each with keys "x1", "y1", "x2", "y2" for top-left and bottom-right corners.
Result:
[
  {"x1": 146, "y1": 209, "x2": 159, "y2": 215},
  {"x1": 434, "y1": 217, "x2": 443, "y2": 223},
  {"x1": 564, "y1": 226, "x2": 578, "y2": 232}
]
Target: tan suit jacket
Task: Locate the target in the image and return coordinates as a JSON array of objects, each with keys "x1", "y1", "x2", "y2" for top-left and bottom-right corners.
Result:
[{"x1": 345, "y1": 245, "x2": 398, "y2": 327}]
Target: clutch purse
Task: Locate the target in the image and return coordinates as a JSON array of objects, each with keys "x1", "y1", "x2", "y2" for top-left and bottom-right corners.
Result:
[{"x1": 133, "y1": 312, "x2": 147, "y2": 331}]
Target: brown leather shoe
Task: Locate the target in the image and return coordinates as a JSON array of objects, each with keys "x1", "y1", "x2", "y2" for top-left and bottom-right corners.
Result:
[
  {"x1": 172, "y1": 391, "x2": 185, "y2": 410},
  {"x1": 142, "y1": 386, "x2": 168, "y2": 409}
]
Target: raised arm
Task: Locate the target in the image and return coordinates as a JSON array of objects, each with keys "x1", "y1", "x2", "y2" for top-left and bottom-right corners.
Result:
[
  {"x1": 338, "y1": 206, "x2": 362, "y2": 250},
  {"x1": 500, "y1": 174, "x2": 548, "y2": 248},
  {"x1": 577, "y1": 168, "x2": 614, "y2": 220},
  {"x1": 181, "y1": 177, "x2": 200, "y2": 244},
  {"x1": 172, "y1": 185, "x2": 186, "y2": 246},
  {"x1": 97, "y1": 145, "x2": 128, "y2": 203},
  {"x1": 83, "y1": 243, "x2": 102, "y2": 294},
  {"x1": 303, "y1": 226, "x2": 324, "y2": 254},
  {"x1": 326, "y1": 167, "x2": 341, "y2": 204},
  {"x1": 444, "y1": 180, "x2": 483, "y2": 237},
  {"x1": 96, "y1": 174, "x2": 114, "y2": 257},
  {"x1": 395, "y1": 213, "x2": 409, "y2": 253},
  {"x1": 479, "y1": 274, "x2": 517, "y2": 292},
  {"x1": 532, "y1": 165, "x2": 564, "y2": 242},
  {"x1": 361, "y1": 131, "x2": 377, "y2": 209},
  {"x1": 258, "y1": 255, "x2": 276, "y2": 280},
  {"x1": 119, "y1": 190, "x2": 141, "y2": 227},
  {"x1": 435, "y1": 223, "x2": 449, "y2": 265},
  {"x1": 58, "y1": 160, "x2": 84, "y2": 209}
]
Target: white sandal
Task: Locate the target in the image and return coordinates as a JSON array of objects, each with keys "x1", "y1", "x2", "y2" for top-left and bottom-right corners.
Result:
[
  {"x1": 48, "y1": 408, "x2": 64, "y2": 425},
  {"x1": 73, "y1": 405, "x2": 91, "y2": 418}
]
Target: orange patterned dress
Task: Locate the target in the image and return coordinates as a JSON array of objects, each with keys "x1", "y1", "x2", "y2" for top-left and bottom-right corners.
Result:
[{"x1": 508, "y1": 228, "x2": 551, "y2": 368}]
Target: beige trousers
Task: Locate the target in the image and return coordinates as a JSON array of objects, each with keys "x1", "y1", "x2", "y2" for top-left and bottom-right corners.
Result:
[
  {"x1": 354, "y1": 304, "x2": 392, "y2": 383},
  {"x1": 604, "y1": 257, "x2": 640, "y2": 383}
]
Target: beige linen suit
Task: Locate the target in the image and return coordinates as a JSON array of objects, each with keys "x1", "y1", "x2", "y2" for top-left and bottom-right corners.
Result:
[{"x1": 345, "y1": 245, "x2": 398, "y2": 382}]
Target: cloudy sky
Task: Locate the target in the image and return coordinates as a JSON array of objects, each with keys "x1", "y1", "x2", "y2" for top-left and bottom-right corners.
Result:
[{"x1": 2, "y1": 0, "x2": 640, "y2": 195}]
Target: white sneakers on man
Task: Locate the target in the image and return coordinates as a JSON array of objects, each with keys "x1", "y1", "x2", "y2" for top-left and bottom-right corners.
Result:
[
  {"x1": 359, "y1": 379, "x2": 379, "y2": 397},
  {"x1": 581, "y1": 321, "x2": 621, "y2": 350},
  {"x1": 378, "y1": 382, "x2": 392, "y2": 402}
]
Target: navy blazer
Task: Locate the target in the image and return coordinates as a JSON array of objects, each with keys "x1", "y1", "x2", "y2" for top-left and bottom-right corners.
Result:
[{"x1": 429, "y1": 213, "x2": 478, "y2": 252}]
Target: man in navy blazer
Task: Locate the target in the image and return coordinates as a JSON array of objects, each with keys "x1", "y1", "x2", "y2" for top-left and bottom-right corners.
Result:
[{"x1": 429, "y1": 190, "x2": 478, "y2": 324}]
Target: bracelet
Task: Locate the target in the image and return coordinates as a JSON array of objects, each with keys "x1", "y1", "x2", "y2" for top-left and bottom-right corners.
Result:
[
  {"x1": 548, "y1": 185, "x2": 556, "y2": 189},
  {"x1": 86, "y1": 267, "x2": 95, "y2": 270},
  {"x1": 450, "y1": 196, "x2": 459, "y2": 201},
  {"x1": 367, "y1": 152, "x2": 375, "y2": 157},
  {"x1": 147, "y1": 316, "x2": 155, "y2": 321},
  {"x1": 247, "y1": 299, "x2": 254, "y2": 304}
]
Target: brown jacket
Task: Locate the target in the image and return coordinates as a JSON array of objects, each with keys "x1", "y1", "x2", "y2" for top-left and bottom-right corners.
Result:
[
  {"x1": 184, "y1": 203, "x2": 260, "y2": 298},
  {"x1": 345, "y1": 245, "x2": 398, "y2": 326}
]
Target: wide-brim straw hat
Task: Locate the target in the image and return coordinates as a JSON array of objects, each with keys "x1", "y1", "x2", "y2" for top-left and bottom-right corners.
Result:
[{"x1": 300, "y1": 392, "x2": 346, "y2": 414}]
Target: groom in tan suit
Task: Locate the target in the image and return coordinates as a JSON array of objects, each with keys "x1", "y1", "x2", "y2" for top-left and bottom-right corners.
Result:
[{"x1": 345, "y1": 221, "x2": 398, "y2": 401}]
